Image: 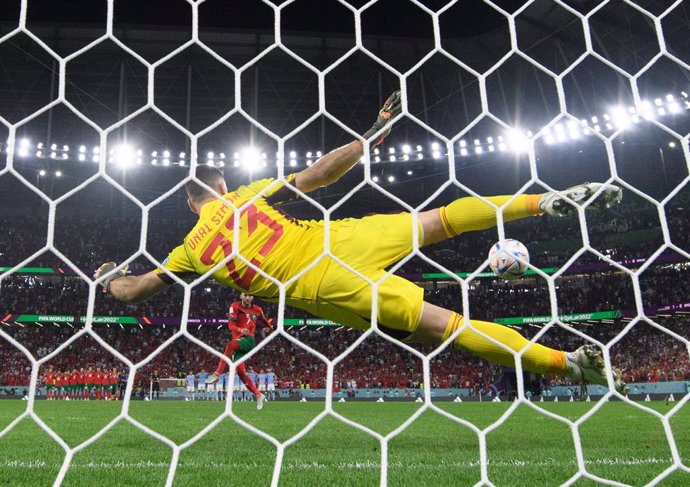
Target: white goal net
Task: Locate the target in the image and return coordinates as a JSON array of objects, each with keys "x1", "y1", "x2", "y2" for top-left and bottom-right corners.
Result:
[{"x1": 0, "y1": 0, "x2": 689, "y2": 486}]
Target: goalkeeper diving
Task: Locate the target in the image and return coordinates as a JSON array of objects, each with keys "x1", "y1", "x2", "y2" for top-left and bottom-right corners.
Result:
[{"x1": 95, "y1": 91, "x2": 626, "y2": 395}]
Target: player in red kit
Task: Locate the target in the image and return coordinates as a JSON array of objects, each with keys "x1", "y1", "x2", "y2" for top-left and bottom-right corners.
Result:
[
  {"x1": 44, "y1": 367, "x2": 55, "y2": 400},
  {"x1": 206, "y1": 293, "x2": 273, "y2": 410},
  {"x1": 77, "y1": 368, "x2": 85, "y2": 400},
  {"x1": 84, "y1": 367, "x2": 94, "y2": 400},
  {"x1": 69, "y1": 369, "x2": 78, "y2": 400},
  {"x1": 109, "y1": 369, "x2": 118, "y2": 400},
  {"x1": 94, "y1": 367, "x2": 103, "y2": 400}
]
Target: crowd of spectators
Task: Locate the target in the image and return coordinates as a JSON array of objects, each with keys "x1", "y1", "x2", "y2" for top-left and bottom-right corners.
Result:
[
  {"x1": 1, "y1": 190, "x2": 689, "y2": 395},
  {"x1": 2, "y1": 259, "x2": 688, "y2": 324},
  {"x1": 1, "y1": 314, "x2": 688, "y2": 395},
  {"x1": 2, "y1": 191, "x2": 689, "y2": 273}
]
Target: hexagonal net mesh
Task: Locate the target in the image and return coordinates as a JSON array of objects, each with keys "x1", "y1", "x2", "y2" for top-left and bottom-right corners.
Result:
[{"x1": 0, "y1": 0, "x2": 689, "y2": 486}]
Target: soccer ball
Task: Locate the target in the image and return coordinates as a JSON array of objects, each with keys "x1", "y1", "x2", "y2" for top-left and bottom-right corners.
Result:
[{"x1": 488, "y1": 239, "x2": 529, "y2": 280}]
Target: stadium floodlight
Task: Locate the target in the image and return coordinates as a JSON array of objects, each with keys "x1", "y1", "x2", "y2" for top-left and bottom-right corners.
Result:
[
  {"x1": 488, "y1": 145, "x2": 495, "y2": 152},
  {"x1": 610, "y1": 106, "x2": 631, "y2": 130},
  {"x1": 50, "y1": 152, "x2": 57, "y2": 159},
  {"x1": 306, "y1": 160, "x2": 313, "y2": 166},
  {"x1": 388, "y1": 147, "x2": 395, "y2": 154},
  {"x1": 240, "y1": 147, "x2": 261, "y2": 172},
  {"x1": 289, "y1": 159, "x2": 297, "y2": 167},
  {"x1": 39, "y1": 169, "x2": 46, "y2": 176},
  {"x1": 487, "y1": 136, "x2": 494, "y2": 143},
  {"x1": 669, "y1": 102, "x2": 681, "y2": 114},
  {"x1": 17, "y1": 141, "x2": 29, "y2": 158},
  {"x1": 373, "y1": 148, "x2": 379, "y2": 155},
  {"x1": 388, "y1": 155, "x2": 396, "y2": 162},
  {"x1": 416, "y1": 145, "x2": 422, "y2": 152},
  {"x1": 289, "y1": 151, "x2": 297, "y2": 159},
  {"x1": 306, "y1": 151, "x2": 312, "y2": 158},
  {"x1": 506, "y1": 129, "x2": 529, "y2": 153},
  {"x1": 669, "y1": 141, "x2": 676, "y2": 148},
  {"x1": 372, "y1": 176, "x2": 379, "y2": 182},
  {"x1": 50, "y1": 143, "x2": 57, "y2": 150},
  {"x1": 388, "y1": 175, "x2": 395, "y2": 182},
  {"x1": 219, "y1": 153, "x2": 225, "y2": 159},
  {"x1": 416, "y1": 153, "x2": 423, "y2": 160},
  {"x1": 407, "y1": 170, "x2": 413, "y2": 175},
  {"x1": 79, "y1": 145, "x2": 86, "y2": 153},
  {"x1": 432, "y1": 150, "x2": 442, "y2": 159},
  {"x1": 163, "y1": 158, "x2": 170, "y2": 166},
  {"x1": 316, "y1": 151, "x2": 322, "y2": 157},
  {"x1": 207, "y1": 152, "x2": 214, "y2": 160},
  {"x1": 93, "y1": 146, "x2": 100, "y2": 154},
  {"x1": 114, "y1": 144, "x2": 136, "y2": 167},
  {"x1": 55, "y1": 170, "x2": 62, "y2": 177},
  {"x1": 402, "y1": 144, "x2": 411, "y2": 154},
  {"x1": 655, "y1": 98, "x2": 663, "y2": 106},
  {"x1": 460, "y1": 148, "x2": 468, "y2": 156},
  {"x1": 37, "y1": 142, "x2": 43, "y2": 149},
  {"x1": 475, "y1": 146, "x2": 483, "y2": 154},
  {"x1": 63, "y1": 145, "x2": 69, "y2": 151},
  {"x1": 459, "y1": 140, "x2": 467, "y2": 148},
  {"x1": 78, "y1": 154, "x2": 86, "y2": 161},
  {"x1": 374, "y1": 156, "x2": 381, "y2": 163},
  {"x1": 62, "y1": 153, "x2": 68, "y2": 160},
  {"x1": 431, "y1": 142, "x2": 440, "y2": 151},
  {"x1": 180, "y1": 152, "x2": 186, "y2": 159},
  {"x1": 498, "y1": 142, "x2": 507, "y2": 152},
  {"x1": 163, "y1": 150, "x2": 170, "y2": 158}
]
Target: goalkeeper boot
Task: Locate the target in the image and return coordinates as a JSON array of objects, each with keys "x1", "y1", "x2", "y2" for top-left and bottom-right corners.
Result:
[
  {"x1": 539, "y1": 182, "x2": 622, "y2": 217},
  {"x1": 567, "y1": 345, "x2": 626, "y2": 394},
  {"x1": 257, "y1": 393, "x2": 266, "y2": 411},
  {"x1": 205, "y1": 373, "x2": 219, "y2": 385}
]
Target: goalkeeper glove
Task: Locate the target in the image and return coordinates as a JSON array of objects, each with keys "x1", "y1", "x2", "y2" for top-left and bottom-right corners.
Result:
[
  {"x1": 362, "y1": 90, "x2": 402, "y2": 148},
  {"x1": 94, "y1": 262, "x2": 128, "y2": 294}
]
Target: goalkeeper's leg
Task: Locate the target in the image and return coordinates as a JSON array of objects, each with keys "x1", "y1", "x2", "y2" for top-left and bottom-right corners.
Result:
[
  {"x1": 420, "y1": 183, "x2": 622, "y2": 245},
  {"x1": 410, "y1": 302, "x2": 625, "y2": 393},
  {"x1": 421, "y1": 194, "x2": 543, "y2": 245}
]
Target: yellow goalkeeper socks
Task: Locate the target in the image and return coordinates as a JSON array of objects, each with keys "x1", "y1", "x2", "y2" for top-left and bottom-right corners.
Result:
[
  {"x1": 439, "y1": 194, "x2": 542, "y2": 238},
  {"x1": 442, "y1": 312, "x2": 568, "y2": 376}
]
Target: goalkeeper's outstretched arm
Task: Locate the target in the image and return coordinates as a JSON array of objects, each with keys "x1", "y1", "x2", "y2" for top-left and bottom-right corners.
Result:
[
  {"x1": 94, "y1": 263, "x2": 166, "y2": 304},
  {"x1": 293, "y1": 91, "x2": 402, "y2": 193}
]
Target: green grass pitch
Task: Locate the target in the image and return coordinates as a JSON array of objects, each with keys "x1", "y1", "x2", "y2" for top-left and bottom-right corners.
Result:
[{"x1": 0, "y1": 399, "x2": 688, "y2": 486}]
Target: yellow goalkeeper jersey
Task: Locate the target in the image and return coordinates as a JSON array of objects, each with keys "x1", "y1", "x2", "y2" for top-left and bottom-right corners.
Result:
[{"x1": 156, "y1": 175, "x2": 331, "y2": 298}]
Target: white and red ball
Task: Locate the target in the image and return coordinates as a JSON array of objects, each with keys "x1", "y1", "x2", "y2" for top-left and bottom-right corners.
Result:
[{"x1": 488, "y1": 239, "x2": 530, "y2": 280}]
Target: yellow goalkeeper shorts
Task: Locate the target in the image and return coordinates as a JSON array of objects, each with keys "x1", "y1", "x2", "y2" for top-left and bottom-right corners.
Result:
[{"x1": 286, "y1": 212, "x2": 425, "y2": 334}]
